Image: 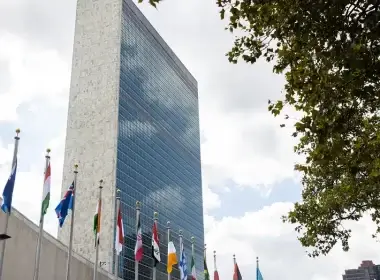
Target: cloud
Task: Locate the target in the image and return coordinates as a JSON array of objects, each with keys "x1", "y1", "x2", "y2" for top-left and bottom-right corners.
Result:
[
  {"x1": 0, "y1": 33, "x2": 70, "y2": 122},
  {"x1": 202, "y1": 181, "x2": 221, "y2": 213},
  {"x1": 204, "y1": 203, "x2": 380, "y2": 280},
  {"x1": 0, "y1": 139, "x2": 14, "y2": 166},
  {"x1": 201, "y1": 110, "x2": 299, "y2": 188},
  {"x1": 136, "y1": 0, "x2": 300, "y2": 190},
  {"x1": 0, "y1": 133, "x2": 65, "y2": 236},
  {"x1": 0, "y1": 0, "x2": 76, "y2": 57},
  {"x1": 0, "y1": 1, "x2": 375, "y2": 280}
]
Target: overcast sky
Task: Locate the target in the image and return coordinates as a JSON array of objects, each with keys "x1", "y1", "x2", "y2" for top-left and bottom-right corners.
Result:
[{"x1": 0, "y1": 0, "x2": 379, "y2": 279}]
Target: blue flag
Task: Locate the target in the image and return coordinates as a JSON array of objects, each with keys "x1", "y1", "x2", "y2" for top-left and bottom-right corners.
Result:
[
  {"x1": 179, "y1": 239, "x2": 188, "y2": 280},
  {"x1": 257, "y1": 267, "x2": 263, "y2": 280},
  {"x1": 1, "y1": 160, "x2": 18, "y2": 213},
  {"x1": 55, "y1": 181, "x2": 74, "y2": 227}
]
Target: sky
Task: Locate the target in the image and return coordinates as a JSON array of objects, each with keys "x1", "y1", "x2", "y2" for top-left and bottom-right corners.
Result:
[{"x1": 0, "y1": 0, "x2": 380, "y2": 279}]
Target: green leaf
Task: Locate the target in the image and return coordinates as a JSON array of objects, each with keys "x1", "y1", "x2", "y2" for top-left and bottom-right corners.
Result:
[{"x1": 142, "y1": 0, "x2": 380, "y2": 258}]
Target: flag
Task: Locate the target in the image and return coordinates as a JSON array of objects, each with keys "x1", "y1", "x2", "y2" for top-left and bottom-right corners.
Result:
[
  {"x1": 167, "y1": 241, "x2": 178, "y2": 273},
  {"x1": 233, "y1": 263, "x2": 242, "y2": 280},
  {"x1": 134, "y1": 211, "x2": 143, "y2": 261},
  {"x1": 151, "y1": 221, "x2": 160, "y2": 266},
  {"x1": 115, "y1": 205, "x2": 124, "y2": 255},
  {"x1": 204, "y1": 252, "x2": 210, "y2": 280},
  {"x1": 55, "y1": 181, "x2": 74, "y2": 227},
  {"x1": 256, "y1": 267, "x2": 263, "y2": 280},
  {"x1": 94, "y1": 197, "x2": 101, "y2": 247},
  {"x1": 179, "y1": 238, "x2": 188, "y2": 280},
  {"x1": 214, "y1": 270, "x2": 220, "y2": 280},
  {"x1": 191, "y1": 254, "x2": 196, "y2": 280},
  {"x1": 1, "y1": 160, "x2": 17, "y2": 213},
  {"x1": 41, "y1": 161, "x2": 51, "y2": 215}
]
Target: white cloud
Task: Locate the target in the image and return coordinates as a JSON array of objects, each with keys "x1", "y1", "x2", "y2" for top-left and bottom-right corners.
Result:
[
  {"x1": 0, "y1": 1, "x2": 376, "y2": 280},
  {"x1": 204, "y1": 203, "x2": 380, "y2": 280},
  {"x1": 202, "y1": 181, "x2": 221, "y2": 213},
  {"x1": 136, "y1": 1, "x2": 300, "y2": 189},
  {"x1": 0, "y1": 32, "x2": 70, "y2": 122},
  {"x1": 0, "y1": 139, "x2": 13, "y2": 166},
  {"x1": 201, "y1": 110, "x2": 299, "y2": 188},
  {"x1": 0, "y1": 133, "x2": 65, "y2": 236}
]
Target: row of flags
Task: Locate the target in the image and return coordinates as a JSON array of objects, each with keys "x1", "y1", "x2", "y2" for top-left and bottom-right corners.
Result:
[
  {"x1": 0, "y1": 131, "x2": 266, "y2": 280},
  {"x1": 131, "y1": 204, "x2": 192, "y2": 280}
]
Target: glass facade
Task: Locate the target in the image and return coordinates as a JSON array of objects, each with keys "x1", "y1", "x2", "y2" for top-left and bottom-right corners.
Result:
[{"x1": 115, "y1": 1, "x2": 204, "y2": 280}]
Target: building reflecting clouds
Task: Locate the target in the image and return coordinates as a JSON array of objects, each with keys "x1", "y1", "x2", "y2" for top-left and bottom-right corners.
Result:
[{"x1": 115, "y1": 1, "x2": 204, "y2": 279}]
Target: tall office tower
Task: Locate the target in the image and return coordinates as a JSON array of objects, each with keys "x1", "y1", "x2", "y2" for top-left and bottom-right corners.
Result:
[{"x1": 59, "y1": 0, "x2": 204, "y2": 279}]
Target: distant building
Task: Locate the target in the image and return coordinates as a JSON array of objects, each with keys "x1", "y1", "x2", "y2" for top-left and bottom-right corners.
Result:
[{"x1": 343, "y1": 260, "x2": 380, "y2": 280}]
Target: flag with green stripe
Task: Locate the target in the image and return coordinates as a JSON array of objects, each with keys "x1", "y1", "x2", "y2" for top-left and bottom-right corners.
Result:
[{"x1": 41, "y1": 161, "x2": 51, "y2": 215}]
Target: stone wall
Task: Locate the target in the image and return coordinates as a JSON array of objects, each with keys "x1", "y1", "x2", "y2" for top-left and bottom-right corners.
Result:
[{"x1": 0, "y1": 207, "x2": 116, "y2": 280}]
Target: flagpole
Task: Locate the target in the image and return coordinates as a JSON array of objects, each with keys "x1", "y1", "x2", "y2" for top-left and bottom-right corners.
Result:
[
  {"x1": 114, "y1": 192, "x2": 120, "y2": 280},
  {"x1": 256, "y1": 256, "x2": 259, "y2": 280},
  {"x1": 33, "y1": 148, "x2": 51, "y2": 280},
  {"x1": 213, "y1": 251, "x2": 217, "y2": 273},
  {"x1": 152, "y1": 212, "x2": 158, "y2": 280},
  {"x1": 65, "y1": 164, "x2": 79, "y2": 280},
  {"x1": 93, "y1": 180, "x2": 103, "y2": 280},
  {"x1": 256, "y1": 256, "x2": 259, "y2": 268},
  {"x1": 134, "y1": 201, "x2": 141, "y2": 280},
  {"x1": 191, "y1": 236, "x2": 194, "y2": 257},
  {"x1": 167, "y1": 221, "x2": 171, "y2": 280},
  {"x1": 205, "y1": 244, "x2": 208, "y2": 278},
  {"x1": 191, "y1": 236, "x2": 195, "y2": 280},
  {"x1": 179, "y1": 229, "x2": 183, "y2": 280},
  {"x1": 0, "y1": 128, "x2": 20, "y2": 280}
]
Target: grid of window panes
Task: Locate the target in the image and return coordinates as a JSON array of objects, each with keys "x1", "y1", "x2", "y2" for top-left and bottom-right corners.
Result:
[{"x1": 115, "y1": 1, "x2": 205, "y2": 280}]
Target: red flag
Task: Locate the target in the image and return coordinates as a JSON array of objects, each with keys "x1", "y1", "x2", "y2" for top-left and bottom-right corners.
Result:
[
  {"x1": 152, "y1": 221, "x2": 161, "y2": 266},
  {"x1": 134, "y1": 212, "x2": 143, "y2": 261},
  {"x1": 233, "y1": 263, "x2": 242, "y2": 280},
  {"x1": 115, "y1": 206, "x2": 124, "y2": 255},
  {"x1": 214, "y1": 270, "x2": 220, "y2": 280}
]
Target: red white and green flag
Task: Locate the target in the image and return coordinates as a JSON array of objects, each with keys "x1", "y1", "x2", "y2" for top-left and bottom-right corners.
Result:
[
  {"x1": 134, "y1": 211, "x2": 143, "y2": 261},
  {"x1": 41, "y1": 161, "x2": 51, "y2": 215},
  {"x1": 191, "y1": 254, "x2": 196, "y2": 280},
  {"x1": 115, "y1": 205, "x2": 124, "y2": 255}
]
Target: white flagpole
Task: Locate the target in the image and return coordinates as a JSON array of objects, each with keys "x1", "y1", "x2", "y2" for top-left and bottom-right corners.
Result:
[
  {"x1": 93, "y1": 180, "x2": 103, "y2": 280},
  {"x1": 179, "y1": 229, "x2": 184, "y2": 280},
  {"x1": 191, "y1": 236, "x2": 195, "y2": 280},
  {"x1": 65, "y1": 164, "x2": 79, "y2": 280},
  {"x1": 256, "y1": 256, "x2": 259, "y2": 280},
  {"x1": 33, "y1": 148, "x2": 51, "y2": 280},
  {"x1": 134, "y1": 201, "x2": 141, "y2": 280},
  {"x1": 114, "y1": 192, "x2": 120, "y2": 279},
  {"x1": 167, "y1": 221, "x2": 171, "y2": 280},
  {"x1": 0, "y1": 128, "x2": 20, "y2": 280},
  {"x1": 213, "y1": 251, "x2": 217, "y2": 273},
  {"x1": 152, "y1": 212, "x2": 158, "y2": 280}
]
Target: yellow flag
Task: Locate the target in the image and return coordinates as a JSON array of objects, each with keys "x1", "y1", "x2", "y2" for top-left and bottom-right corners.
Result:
[{"x1": 167, "y1": 241, "x2": 178, "y2": 273}]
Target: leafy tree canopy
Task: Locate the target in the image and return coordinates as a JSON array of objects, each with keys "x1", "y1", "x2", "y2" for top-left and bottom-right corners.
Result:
[{"x1": 139, "y1": 0, "x2": 380, "y2": 257}]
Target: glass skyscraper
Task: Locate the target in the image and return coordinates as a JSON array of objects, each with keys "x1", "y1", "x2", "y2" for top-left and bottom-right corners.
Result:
[{"x1": 59, "y1": 0, "x2": 204, "y2": 279}]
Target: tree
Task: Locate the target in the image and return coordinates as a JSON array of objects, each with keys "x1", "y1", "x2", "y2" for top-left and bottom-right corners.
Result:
[{"x1": 139, "y1": 0, "x2": 380, "y2": 257}]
